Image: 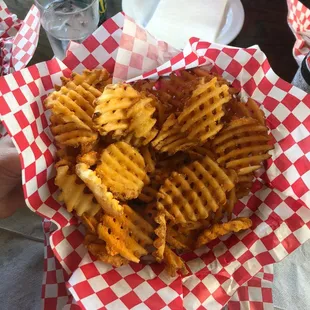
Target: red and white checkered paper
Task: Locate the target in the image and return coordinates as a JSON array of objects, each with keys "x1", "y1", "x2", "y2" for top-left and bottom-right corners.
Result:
[
  {"x1": 287, "y1": 0, "x2": 310, "y2": 64},
  {"x1": 0, "y1": 1, "x2": 40, "y2": 138},
  {"x1": 1, "y1": 13, "x2": 310, "y2": 309},
  {"x1": 0, "y1": 1, "x2": 40, "y2": 75}
]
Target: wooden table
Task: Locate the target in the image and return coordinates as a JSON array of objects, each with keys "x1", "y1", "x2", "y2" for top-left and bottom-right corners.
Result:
[{"x1": 6, "y1": 0, "x2": 310, "y2": 82}]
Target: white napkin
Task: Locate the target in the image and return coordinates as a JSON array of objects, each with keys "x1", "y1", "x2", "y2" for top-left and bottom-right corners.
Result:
[{"x1": 122, "y1": 0, "x2": 228, "y2": 49}]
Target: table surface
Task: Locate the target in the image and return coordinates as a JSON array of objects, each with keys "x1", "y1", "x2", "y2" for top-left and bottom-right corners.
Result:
[{"x1": 6, "y1": 0, "x2": 310, "y2": 82}]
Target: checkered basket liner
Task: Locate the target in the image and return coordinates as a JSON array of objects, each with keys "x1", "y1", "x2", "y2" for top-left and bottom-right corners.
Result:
[
  {"x1": 0, "y1": 1, "x2": 40, "y2": 138},
  {"x1": 0, "y1": 13, "x2": 309, "y2": 310},
  {"x1": 287, "y1": 0, "x2": 310, "y2": 64}
]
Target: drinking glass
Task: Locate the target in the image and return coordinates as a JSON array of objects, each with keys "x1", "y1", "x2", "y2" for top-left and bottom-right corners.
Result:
[{"x1": 35, "y1": 0, "x2": 99, "y2": 60}]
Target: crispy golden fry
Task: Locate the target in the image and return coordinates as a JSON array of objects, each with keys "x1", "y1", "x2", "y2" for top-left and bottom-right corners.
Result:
[
  {"x1": 178, "y1": 219, "x2": 211, "y2": 233},
  {"x1": 134, "y1": 71, "x2": 199, "y2": 112},
  {"x1": 163, "y1": 245, "x2": 188, "y2": 277},
  {"x1": 213, "y1": 169, "x2": 238, "y2": 222},
  {"x1": 138, "y1": 182, "x2": 159, "y2": 203},
  {"x1": 93, "y1": 84, "x2": 158, "y2": 145},
  {"x1": 84, "y1": 233, "x2": 129, "y2": 267},
  {"x1": 46, "y1": 69, "x2": 109, "y2": 131},
  {"x1": 157, "y1": 155, "x2": 234, "y2": 223},
  {"x1": 152, "y1": 114, "x2": 199, "y2": 155},
  {"x1": 236, "y1": 174, "x2": 255, "y2": 199},
  {"x1": 140, "y1": 146, "x2": 156, "y2": 174},
  {"x1": 93, "y1": 83, "x2": 138, "y2": 137},
  {"x1": 166, "y1": 225, "x2": 195, "y2": 251},
  {"x1": 186, "y1": 144, "x2": 217, "y2": 161},
  {"x1": 50, "y1": 115, "x2": 98, "y2": 148},
  {"x1": 191, "y1": 67, "x2": 239, "y2": 95},
  {"x1": 81, "y1": 214, "x2": 98, "y2": 234},
  {"x1": 226, "y1": 98, "x2": 265, "y2": 125},
  {"x1": 96, "y1": 142, "x2": 146, "y2": 200},
  {"x1": 144, "y1": 203, "x2": 158, "y2": 225},
  {"x1": 125, "y1": 96, "x2": 158, "y2": 145},
  {"x1": 177, "y1": 77, "x2": 231, "y2": 143},
  {"x1": 55, "y1": 165, "x2": 101, "y2": 216},
  {"x1": 212, "y1": 117, "x2": 273, "y2": 175},
  {"x1": 55, "y1": 147, "x2": 79, "y2": 169},
  {"x1": 196, "y1": 217, "x2": 252, "y2": 248},
  {"x1": 76, "y1": 163, "x2": 123, "y2": 216},
  {"x1": 97, "y1": 204, "x2": 154, "y2": 263},
  {"x1": 153, "y1": 211, "x2": 167, "y2": 262},
  {"x1": 87, "y1": 243, "x2": 129, "y2": 267},
  {"x1": 77, "y1": 151, "x2": 98, "y2": 166}
]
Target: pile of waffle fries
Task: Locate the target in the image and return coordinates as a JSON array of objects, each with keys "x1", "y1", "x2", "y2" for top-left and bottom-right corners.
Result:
[{"x1": 45, "y1": 67, "x2": 273, "y2": 277}]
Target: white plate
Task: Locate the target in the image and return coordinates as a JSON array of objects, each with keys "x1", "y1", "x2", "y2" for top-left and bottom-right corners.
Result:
[
  {"x1": 216, "y1": 0, "x2": 245, "y2": 45},
  {"x1": 122, "y1": 0, "x2": 245, "y2": 47}
]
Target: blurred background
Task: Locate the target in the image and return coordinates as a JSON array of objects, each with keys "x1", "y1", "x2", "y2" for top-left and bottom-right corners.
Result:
[{"x1": 6, "y1": 0, "x2": 310, "y2": 83}]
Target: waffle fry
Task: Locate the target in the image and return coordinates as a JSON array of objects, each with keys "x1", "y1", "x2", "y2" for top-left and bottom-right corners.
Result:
[
  {"x1": 163, "y1": 246, "x2": 188, "y2": 277},
  {"x1": 77, "y1": 151, "x2": 98, "y2": 167},
  {"x1": 84, "y1": 233, "x2": 129, "y2": 267},
  {"x1": 55, "y1": 165, "x2": 101, "y2": 216},
  {"x1": 76, "y1": 163, "x2": 123, "y2": 217},
  {"x1": 50, "y1": 68, "x2": 268, "y2": 277},
  {"x1": 152, "y1": 114, "x2": 198, "y2": 155},
  {"x1": 157, "y1": 155, "x2": 234, "y2": 223},
  {"x1": 126, "y1": 95, "x2": 158, "y2": 145},
  {"x1": 153, "y1": 210, "x2": 167, "y2": 262},
  {"x1": 81, "y1": 214, "x2": 98, "y2": 234},
  {"x1": 140, "y1": 146, "x2": 156, "y2": 174},
  {"x1": 93, "y1": 83, "x2": 138, "y2": 137},
  {"x1": 226, "y1": 98, "x2": 265, "y2": 125},
  {"x1": 177, "y1": 77, "x2": 231, "y2": 143},
  {"x1": 93, "y1": 83, "x2": 159, "y2": 144},
  {"x1": 50, "y1": 115, "x2": 98, "y2": 148},
  {"x1": 236, "y1": 174, "x2": 255, "y2": 199},
  {"x1": 212, "y1": 118, "x2": 273, "y2": 175},
  {"x1": 166, "y1": 225, "x2": 195, "y2": 251},
  {"x1": 45, "y1": 69, "x2": 109, "y2": 131},
  {"x1": 96, "y1": 142, "x2": 146, "y2": 200},
  {"x1": 97, "y1": 204, "x2": 154, "y2": 263},
  {"x1": 196, "y1": 217, "x2": 252, "y2": 248}
]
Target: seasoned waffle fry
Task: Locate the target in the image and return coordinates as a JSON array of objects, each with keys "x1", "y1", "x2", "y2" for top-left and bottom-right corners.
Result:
[
  {"x1": 77, "y1": 151, "x2": 98, "y2": 167},
  {"x1": 93, "y1": 83, "x2": 138, "y2": 137},
  {"x1": 81, "y1": 214, "x2": 98, "y2": 234},
  {"x1": 96, "y1": 142, "x2": 147, "y2": 200},
  {"x1": 126, "y1": 95, "x2": 158, "y2": 145},
  {"x1": 177, "y1": 77, "x2": 231, "y2": 143},
  {"x1": 166, "y1": 225, "x2": 194, "y2": 251},
  {"x1": 226, "y1": 98, "x2": 265, "y2": 125},
  {"x1": 93, "y1": 84, "x2": 159, "y2": 144},
  {"x1": 153, "y1": 210, "x2": 167, "y2": 262},
  {"x1": 46, "y1": 69, "x2": 109, "y2": 131},
  {"x1": 196, "y1": 217, "x2": 252, "y2": 248},
  {"x1": 97, "y1": 204, "x2": 154, "y2": 263},
  {"x1": 87, "y1": 243, "x2": 129, "y2": 267},
  {"x1": 76, "y1": 163, "x2": 123, "y2": 216},
  {"x1": 55, "y1": 165, "x2": 101, "y2": 216},
  {"x1": 152, "y1": 114, "x2": 198, "y2": 155},
  {"x1": 50, "y1": 115, "x2": 98, "y2": 148},
  {"x1": 186, "y1": 144, "x2": 217, "y2": 161},
  {"x1": 163, "y1": 246, "x2": 188, "y2": 277},
  {"x1": 157, "y1": 155, "x2": 234, "y2": 223},
  {"x1": 212, "y1": 118, "x2": 273, "y2": 175},
  {"x1": 140, "y1": 146, "x2": 156, "y2": 174},
  {"x1": 178, "y1": 219, "x2": 211, "y2": 233},
  {"x1": 236, "y1": 174, "x2": 255, "y2": 199},
  {"x1": 214, "y1": 169, "x2": 238, "y2": 222},
  {"x1": 50, "y1": 68, "x2": 269, "y2": 277}
]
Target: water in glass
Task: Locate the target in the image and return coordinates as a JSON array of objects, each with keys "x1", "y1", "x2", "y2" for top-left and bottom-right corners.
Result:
[{"x1": 41, "y1": 0, "x2": 99, "y2": 59}]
